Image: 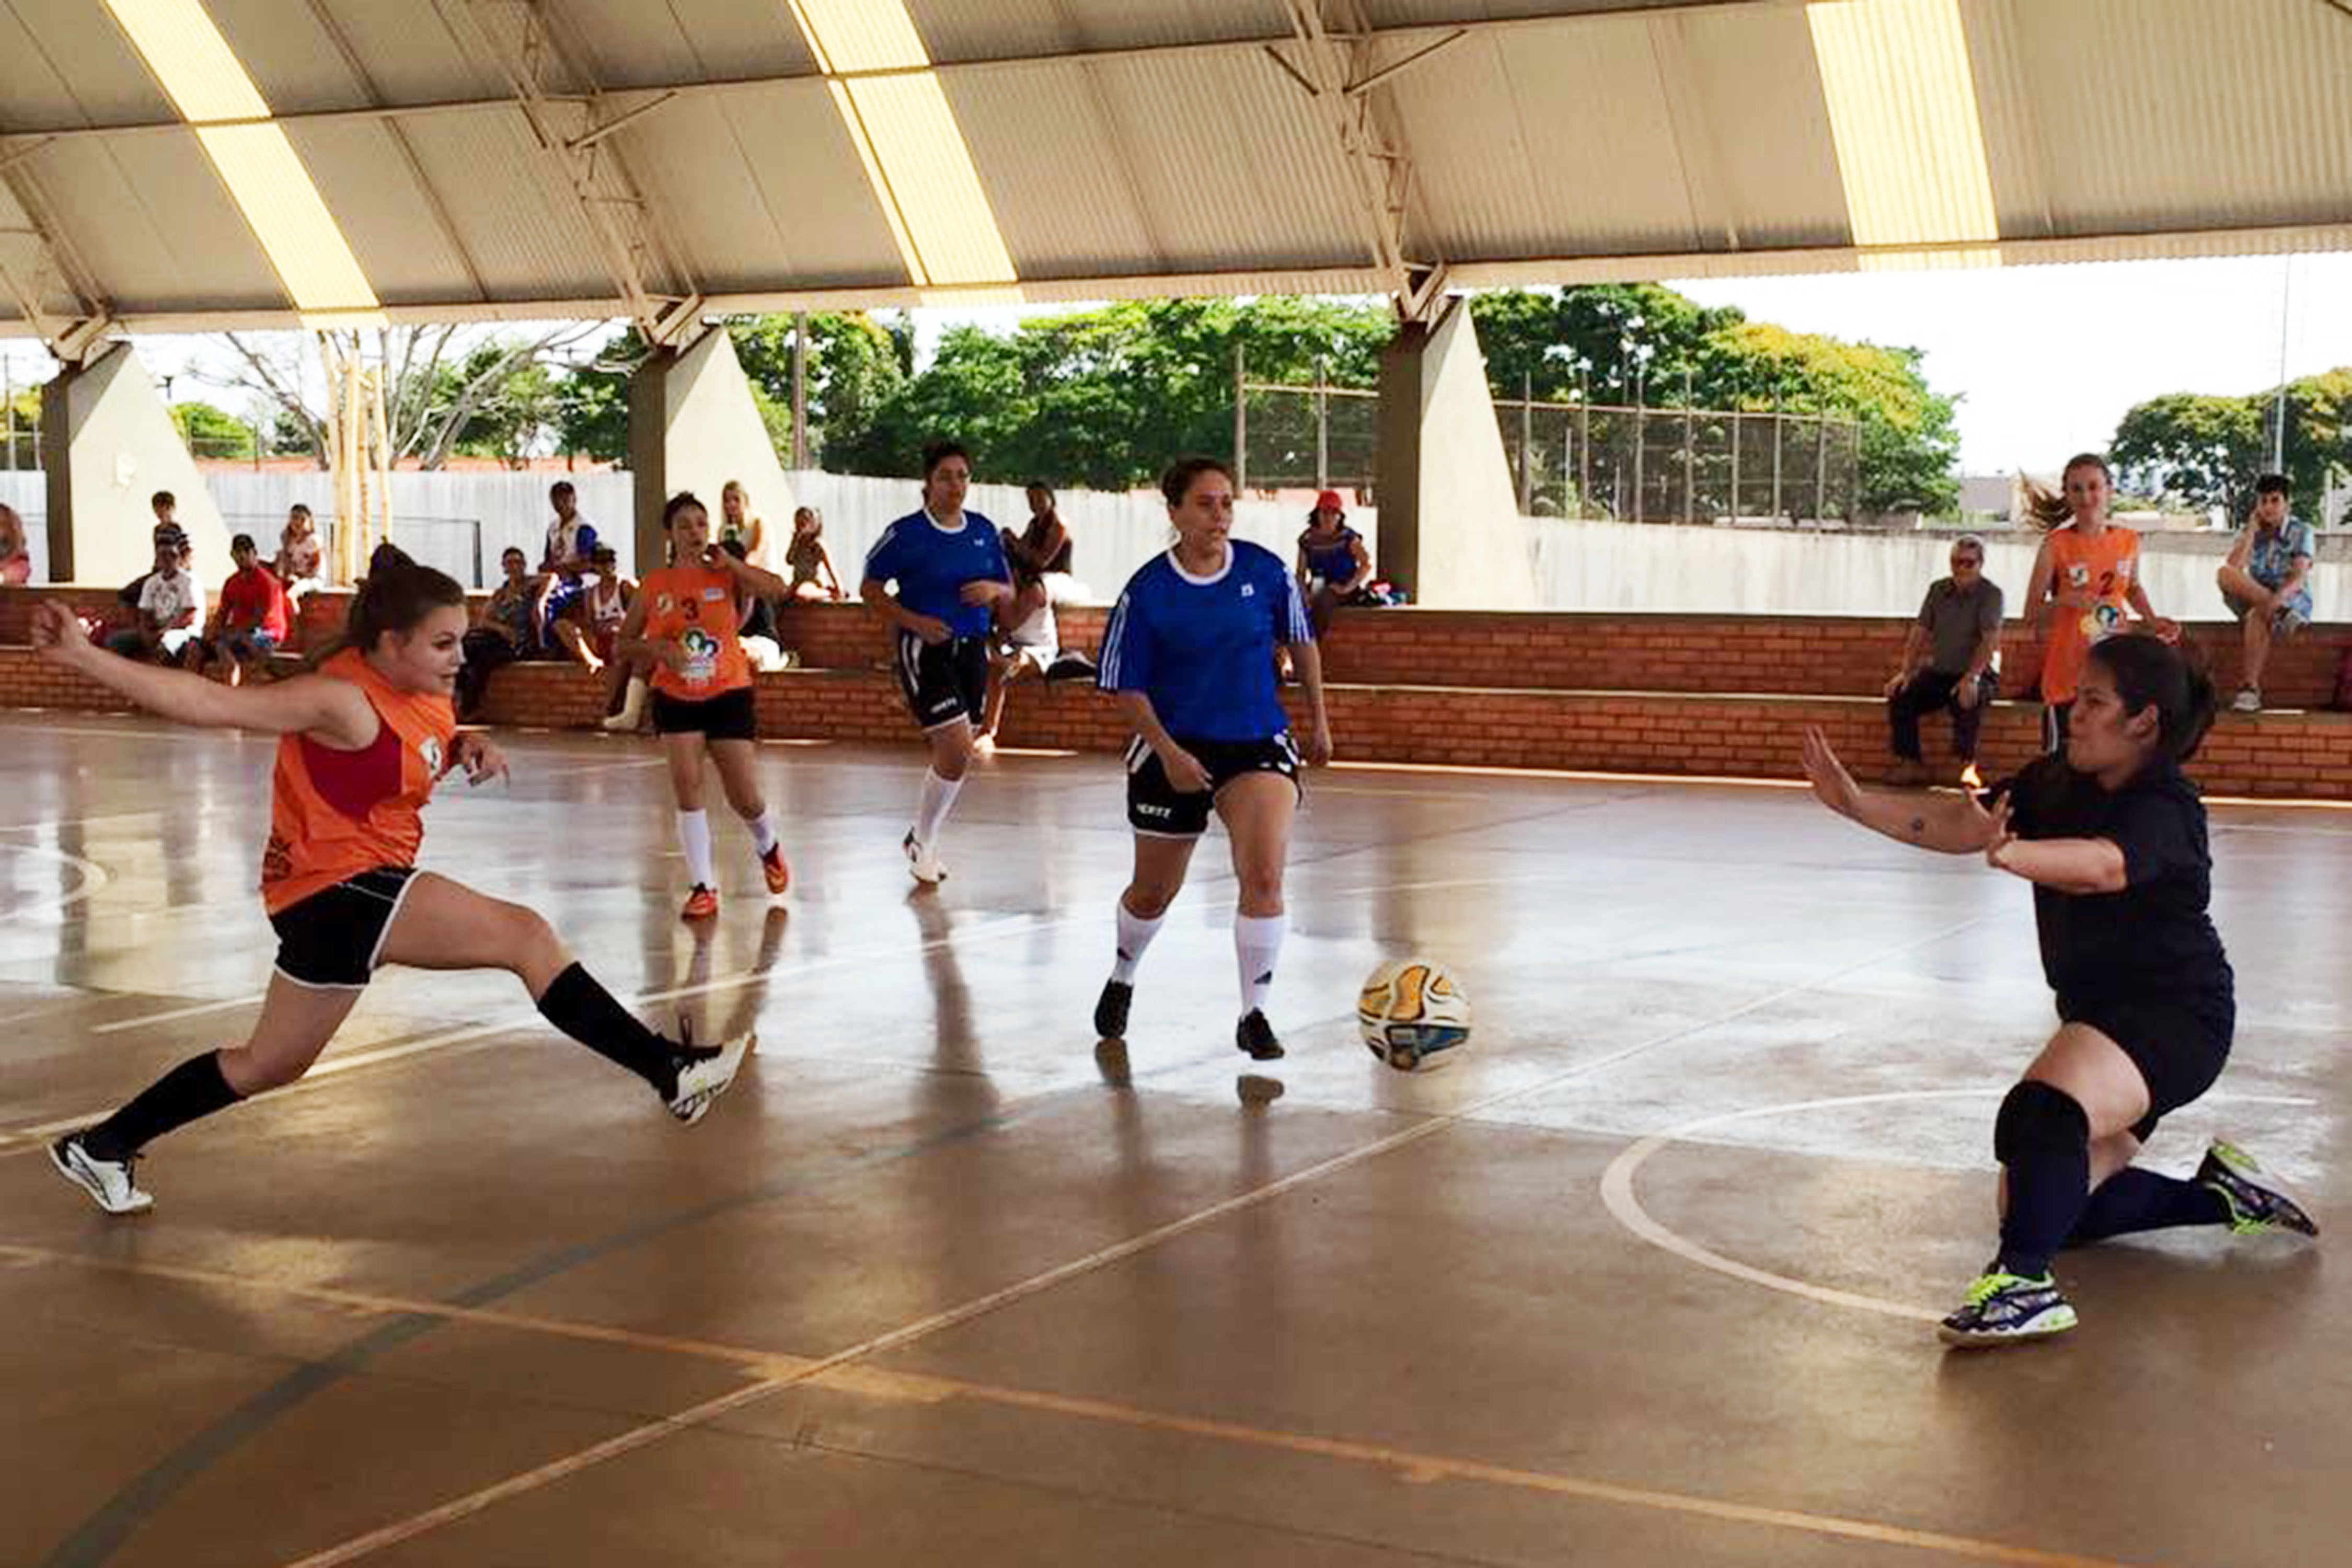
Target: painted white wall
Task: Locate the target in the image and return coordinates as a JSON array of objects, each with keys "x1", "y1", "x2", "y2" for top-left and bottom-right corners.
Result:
[
  {"x1": 649, "y1": 330, "x2": 797, "y2": 572},
  {"x1": 49, "y1": 345, "x2": 226, "y2": 585},
  {"x1": 204, "y1": 469, "x2": 633, "y2": 587},
  {"x1": 1405, "y1": 303, "x2": 1538, "y2": 609}
]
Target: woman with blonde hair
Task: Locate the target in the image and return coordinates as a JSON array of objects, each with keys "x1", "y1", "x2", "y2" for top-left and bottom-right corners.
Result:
[
  {"x1": 719, "y1": 480, "x2": 766, "y2": 564},
  {"x1": 2021, "y1": 454, "x2": 2177, "y2": 752}
]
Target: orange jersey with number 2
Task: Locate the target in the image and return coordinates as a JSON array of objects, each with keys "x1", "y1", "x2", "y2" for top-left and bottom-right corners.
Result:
[{"x1": 2038, "y1": 524, "x2": 2140, "y2": 705}]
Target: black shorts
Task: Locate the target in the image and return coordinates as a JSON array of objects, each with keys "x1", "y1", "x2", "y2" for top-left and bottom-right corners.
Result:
[
  {"x1": 896, "y1": 631, "x2": 988, "y2": 730},
  {"x1": 2060, "y1": 993, "x2": 2234, "y2": 1143},
  {"x1": 270, "y1": 867, "x2": 420, "y2": 990},
  {"x1": 652, "y1": 685, "x2": 757, "y2": 742},
  {"x1": 1125, "y1": 733, "x2": 1301, "y2": 837}
]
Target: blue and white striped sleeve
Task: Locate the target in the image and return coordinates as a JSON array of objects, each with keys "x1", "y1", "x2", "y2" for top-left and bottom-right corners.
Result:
[
  {"x1": 861, "y1": 521, "x2": 904, "y2": 587},
  {"x1": 1097, "y1": 583, "x2": 1152, "y2": 693},
  {"x1": 1276, "y1": 559, "x2": 1313, "y2": 644}
]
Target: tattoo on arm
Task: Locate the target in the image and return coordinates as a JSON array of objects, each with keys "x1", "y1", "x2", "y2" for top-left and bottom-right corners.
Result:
[{"x1": 1909, "y1": 816, "x2": 1927, "y2": 838}]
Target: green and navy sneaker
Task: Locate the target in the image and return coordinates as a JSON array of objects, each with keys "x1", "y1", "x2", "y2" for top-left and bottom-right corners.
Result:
[
  {"x1": 2197, "y1": 1142, "x2": 2319, "y2": 1238},
  {"x1": 1937, "y1": 1269, "x2": 2078, "y2": 1348}
]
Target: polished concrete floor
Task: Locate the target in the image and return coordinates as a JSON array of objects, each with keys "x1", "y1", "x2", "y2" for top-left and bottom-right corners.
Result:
[{"x1": 1, "y1": 712, "x2": 2344, "y2": 1568}]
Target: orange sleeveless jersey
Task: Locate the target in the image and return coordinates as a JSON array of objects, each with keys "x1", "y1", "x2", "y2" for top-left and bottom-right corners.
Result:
[
  {"x1": 2038, "y1": 524, "x2": 2140, "y2": 704},
  {"x1": 641, "y1": 563, "x2": 752, "y2": 700},
  {"x1": 261, "y1": 649, "x2": 457, "y2": 914}
]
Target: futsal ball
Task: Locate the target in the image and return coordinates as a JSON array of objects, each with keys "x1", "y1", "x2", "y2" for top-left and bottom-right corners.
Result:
[{"x1": 1357, "y1": 959, "x2": 1472, "y2": 1073}]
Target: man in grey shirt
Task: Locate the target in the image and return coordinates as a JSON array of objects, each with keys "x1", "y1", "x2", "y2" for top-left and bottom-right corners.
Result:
[{"x1": 1884, "y1": 535, "x2": 2003, "y2": 784}]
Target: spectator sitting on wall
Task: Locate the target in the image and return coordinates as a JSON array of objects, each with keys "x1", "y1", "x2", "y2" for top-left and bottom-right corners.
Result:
[
  {"x1": 719, "y1": 480, "x2": 767, "y2": 564},
  {"x1": 552, "y1": 543, "x2": 633, "y2": 674},
  {"x1": 0, "y1": 502, "x2": 30, "y2": 585},
  {"x1": 1004, "y1": 481, "x2": 1076, "y2": 624},
  {"x1": 722, "y1": 537, "x2": 793, "y2": 673},
  {"x1": 275, "y1": 503, "x2": 326, "y2": 606},
  {"x1": 458, "y1": 546, "x2": 539, "y2": 721},
  {"x1": 106, "y1": 528, "x2": 202, "y2": 665},
  {"x1": 2215, "y1": 472, "x2": 2314, "y2": 714},
  {"x1": 1295, "y1": 489, "x2": 1374, "y2": 638},
  {"x1": 197, "y1": 532, "x2": 292, "y2": 687},
  {"x1": 530, "y1": 480, "x2": 600, "y2": 642},
  {"x1": 1884, "y1": 534, "x2": 2004, "y2": 786},
  {"x1": 783, "y1": 506, "x2": 843, "y2": 602},
  {"x1": 118, "y1": 494, "x2": 180, "y2": 610}
]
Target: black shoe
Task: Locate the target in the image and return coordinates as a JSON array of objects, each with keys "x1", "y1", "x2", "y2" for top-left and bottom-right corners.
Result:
[
  {"x1": 1093, "y1": 978, "x2": 1133, "y2": 1039},
  {"x1": 1236, "y1": 1009, "x2": 1285, "y2": 1061}
]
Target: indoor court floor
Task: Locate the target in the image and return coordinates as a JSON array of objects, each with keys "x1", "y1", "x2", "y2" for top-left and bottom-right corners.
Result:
[{"x1": 2, "y1": 712, "x2": 2343, "y2": 1568}]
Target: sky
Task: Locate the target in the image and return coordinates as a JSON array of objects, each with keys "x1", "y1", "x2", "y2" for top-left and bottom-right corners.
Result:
[{"x1": 7, "y1": 252, "x2": 2347, "y2": 480}]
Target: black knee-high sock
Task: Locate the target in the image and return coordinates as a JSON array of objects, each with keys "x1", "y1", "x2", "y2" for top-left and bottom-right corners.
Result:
[
  {"x1": 2067, "y1": 1168, "x2": 2229, "y2": 1244},
  {"x1": 536, "y1": 963, "x2": 679, "y2": 1098},
  {"x1": 1994, "y1": 1085, "x2": 2091, "y2": 1280},
  {"x1": 83, "y1": 1053, "x2": 243, "y2": 1162}
]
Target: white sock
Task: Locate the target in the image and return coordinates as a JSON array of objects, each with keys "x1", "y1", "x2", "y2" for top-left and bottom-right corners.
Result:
[
  {"x1": 1234, "y1": 913, "x2": 1285, "y2": 1017},
  {"x1": 913, "y1": 769, "x2": 961, "y2": 846},
  {"x1": 745, "y1": 808, "x2": 779, "y2": 856},
  {"x1": 1111, "y1": 899, "x2": 1165, "y2": 984},
  {"x1": 676, "y1": 810, "x2": 714, "y2": 888}
]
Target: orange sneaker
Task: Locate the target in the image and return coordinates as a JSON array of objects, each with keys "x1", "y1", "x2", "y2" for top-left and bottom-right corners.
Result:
[
  {"x1": 759, "y1": 843, "x2": 790, "y2": 895},
  {"x1": 680, "y1": 884, "x2": 720, "y2": 921}
]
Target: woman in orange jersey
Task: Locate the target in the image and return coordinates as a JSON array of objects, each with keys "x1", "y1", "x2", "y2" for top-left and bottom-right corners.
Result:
[
  {"x1": 613, "y1": 491, "x2": 792, "y2": 921},
  {"x1": 2022, "y1": 453, "x2": 2179, "y2": 752},
  {"x1": 34, "y1": 546, "x2": 753, "y2": 1217}
]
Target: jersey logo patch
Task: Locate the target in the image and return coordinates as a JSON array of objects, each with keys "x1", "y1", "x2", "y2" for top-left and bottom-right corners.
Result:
[
  {"x1": 701, "y1": 587, "x2": 727, "y2": 602},
  {"x1": 1240, "y1": 584, "x2": 1256, "y2": 597},
  {"x1": 420, "y1": 736, "x2": 444, "y2": 776}
]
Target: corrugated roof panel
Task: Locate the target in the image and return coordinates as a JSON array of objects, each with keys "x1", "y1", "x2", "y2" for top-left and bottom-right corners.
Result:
[
  {"x1": 1071, "y1": 51, "x2": 1369, "y2": 273},
  {"x1": 1391, "y1": 20, "x2": 1697, "y2": 262},
  {"x1": 603, "y1": 94, "x2": 789, "y2": 295},
  {"x1": 391, "y1": 112, "x2": 617, "y2": 300},
  {"x1": 1, "y1": 0, "x2": 181, "y2": 127},
  {"x1": 935, "y1": 60, "x2": 1161, "y2": 279},
  {"x1": 280, "y1": 119, "x2": 481, "y2": 303},
  {"x1": 548, "y1": 0, "x2": 703, "y2": 91},
  {"x1": 34, "y1": 134, "x2": 283, "y2": 312},
  {"x1": 0, "y1": 179, "x2": 89, "y2": 322},
  {"x1": 1673, "y1": 7, "x2": 1849, "y2": 251},
  {"x1": 205, "y1": 0, "x2": 372, "y2": 117},
  {"x1": 912, "y1": 0, "x2": 1282, "y2": 63},
  {"x1": 557, "y1": 0, "x2": 813, "y2": 93},
  {"x1": 665, "y1": 83, "x2": 913, "y2": 289},
  {"x1": 304, "y1": 0, "x2": 487, "y2": 105},
  {"x1": 1997, "y1": 0, "x2": 2352, "y2": 236}
]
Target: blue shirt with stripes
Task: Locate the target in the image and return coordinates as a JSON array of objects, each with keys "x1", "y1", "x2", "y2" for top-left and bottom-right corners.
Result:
[
  {"x1": 1098, "y1": 541, "x2": 1310, "y2": 742},
  {"x1": 862, "y1": 509, "x2": 1010, "y2": 639}
]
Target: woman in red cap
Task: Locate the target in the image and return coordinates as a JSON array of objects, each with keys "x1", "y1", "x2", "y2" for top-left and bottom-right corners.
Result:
[{"x1": 1295, "y1": 490, "x2": 1373, "y2": 643}]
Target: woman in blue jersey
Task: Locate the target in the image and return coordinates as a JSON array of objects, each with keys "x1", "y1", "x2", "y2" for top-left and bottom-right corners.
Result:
[
  {"x1": 1295, "y1": 489, "x2": 1374, "y2": 640},
  {"x1": 1092, "y1": 456, "x2": 1333, "y2": 1061},
  {"x1": 860, "y1": 441, "x2": 1013, "y2": 884}
]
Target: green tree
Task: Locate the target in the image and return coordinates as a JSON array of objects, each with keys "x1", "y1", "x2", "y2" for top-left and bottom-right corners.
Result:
[
  {"x1": 2111, "y1": 393, "x2": 2268, "y2": 518},
  {"x1": 170, "y1": 400, "x2": 257, "y2": 460}
]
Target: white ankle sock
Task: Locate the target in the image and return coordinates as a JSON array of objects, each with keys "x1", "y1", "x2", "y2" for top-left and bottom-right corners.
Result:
[
  {"x1": 1112, "y1": 900, "x2": 1165, "y2": 984},
  {"x1": 1234, "y1": 913, "x2": 1285, "y2": 1016},
  {"x1": 676, "y1": 810, "x2": 714, "y2": 887},
  {"x1": 914, "y1": 769, "x2": 961, "y2": 846},
  {"x1": 746, "y1": 809, "x2": 779, "y2": 856}
]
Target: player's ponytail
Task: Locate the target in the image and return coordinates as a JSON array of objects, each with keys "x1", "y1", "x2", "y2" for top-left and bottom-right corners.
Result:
[
  {"x1": 339, "y1": 542, "x2": 466, "y2": 658},
  {"x1": 2088, "y1": 633, "x2": 2218, "y2": 764},
  {"x1": 2023, "y1": 453, "x2": 2115, "y2": 533}
]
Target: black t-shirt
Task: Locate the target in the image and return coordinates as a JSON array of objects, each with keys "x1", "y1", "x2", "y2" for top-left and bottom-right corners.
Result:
[{"x1": 1987, "y1": 753, "x2": 2232, "y2": 1014}]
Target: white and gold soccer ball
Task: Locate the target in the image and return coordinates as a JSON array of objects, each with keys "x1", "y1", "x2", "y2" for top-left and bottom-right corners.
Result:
[{"x1": 1357, "y1": 959, "x2": 1472, "y2": 1073}]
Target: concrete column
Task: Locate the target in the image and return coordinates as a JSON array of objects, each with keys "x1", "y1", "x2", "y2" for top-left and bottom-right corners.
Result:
[
  {"x1": 628, "y1": 328, "x2": 798, "y2": 575},
  {"x1": 40, "y1": 343, "x2": 227, "y2": 585},
  {"x1": 1374, "y1": 297, "x2": 1538, "y2": 609}
]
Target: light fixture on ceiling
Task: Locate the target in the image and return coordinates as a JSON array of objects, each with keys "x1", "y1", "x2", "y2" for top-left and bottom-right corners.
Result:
[
  {"x1": 787, "y1": 0, "x2": 1022, "y2": 298},
  {"x1": 1808, "y1": 0, "x2": 2002, "y2": 272},
  {"x1": 103, "y1": 0, "x2": 386, "y2": 324}
]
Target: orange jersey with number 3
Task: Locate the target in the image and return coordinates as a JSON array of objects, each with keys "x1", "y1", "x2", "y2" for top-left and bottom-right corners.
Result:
[
  {"x1": 641, "y1": 564, "x2": 753, "y2": 700},
  {"x1": 2038, "y1": 524, "x2": 2140, "y2": 704},
  {"x1": 262, "y1": 649, "x2": 456, "y2": 914}
]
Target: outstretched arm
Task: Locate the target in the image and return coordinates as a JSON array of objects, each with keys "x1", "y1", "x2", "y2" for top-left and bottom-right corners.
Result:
[
  {"x1": 1981, "y1": 798, "x2": 2125, "y2": 892},
  {"x1": 31, "y1": 601, "x2": 375, "y2": 744},
  {"x1": 1800, "y1": 726, "x2": 1999, "y2": 854}
]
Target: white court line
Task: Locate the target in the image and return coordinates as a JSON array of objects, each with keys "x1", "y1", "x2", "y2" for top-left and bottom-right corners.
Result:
[
  {"x1": 1599, "y1": 1088, "x2": 2324, "y2": 1324},
  {"x1": 274, "y1": 915, "x2": 1990, "y2": 1568},
  {"x1": 91, "y1": 995, "x2": 268, "y2": 1035},
  {"x1": 0, "y1": 841, "x2": 112, "y2": 918}
]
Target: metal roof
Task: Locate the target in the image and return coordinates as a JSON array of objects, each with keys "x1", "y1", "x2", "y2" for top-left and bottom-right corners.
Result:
[{"x1": 2, "y1": 0, "x2": 2348, "y2": 339}]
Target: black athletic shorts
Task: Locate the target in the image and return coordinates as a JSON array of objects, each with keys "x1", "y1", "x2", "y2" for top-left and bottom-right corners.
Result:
[
  {"x1": 2060, "y1": 993, "x2": 2233, "y2": 1143},
  {"x1": 652, "y1": 685, "x2": 757, "y2": 742},
  {"x1": 270, "y1": 866, "x2": 420, "y2": 989},
  {"x1": 1125, "y1": 733, "x2": 1301, "y2": 837},
  {"x1": 895, "y1": 630, "x2": 989, "y2": 730}
]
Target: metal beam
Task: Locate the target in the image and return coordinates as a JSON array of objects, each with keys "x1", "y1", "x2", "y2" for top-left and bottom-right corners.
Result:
[
  {"x1": 434, "y1": 0, "x2": 700, "y2": 344},
  {"x1": 0, "y1": 168, "x2": 112, "y2": 362}
]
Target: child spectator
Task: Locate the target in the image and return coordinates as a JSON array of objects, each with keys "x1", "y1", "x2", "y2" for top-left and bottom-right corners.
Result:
[
  {"x1": 552, "y1": 543, "x2": 632, "y2": 673},
  {"x1": 275, "y1": 504, "x2": 326, "y2": 604},
  {"x1": 0, "y1": 502, "x2": 30, "y2": 585},
  {"x1": 2215, "y1": 474, "x2": 2314, "y2": 713},
  {"x1": 200, "y1": 533, "x2": 292, "y2": 686},
  {"x1": 107, "y1": 528, "x2": 202, "y2": 665},
  {"x1": 783, "y1": 506, "x2": 843, "y2": 602}
]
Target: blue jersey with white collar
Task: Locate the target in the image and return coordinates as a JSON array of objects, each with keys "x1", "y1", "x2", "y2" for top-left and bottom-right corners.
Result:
[
  {"x1": 1098, "y1": 540, "x2": 1310, "y2": 741},
  {"x1": 862, "y1": 509, "x2": 1010, "y2": 638}
]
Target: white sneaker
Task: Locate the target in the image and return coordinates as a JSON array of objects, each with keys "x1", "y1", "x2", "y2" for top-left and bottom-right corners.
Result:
[
  {"x1": 50, "y1": 1134, "x2": 154, "y2": 1215},
  {"x1": 2231, "y1": 687, "x2": 2262, "y2": 714},
  {"x1": 903, "y1": 831, "x2": 947, "y2": 885},
  {"x1": 666, "y1": 1032, "x2": 755, "y2": 1126}
]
